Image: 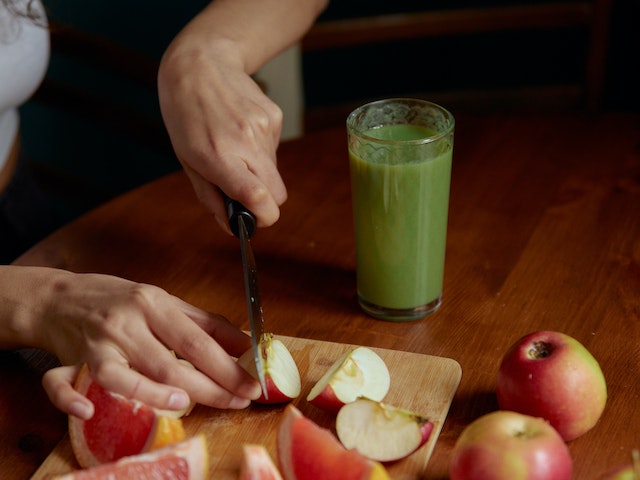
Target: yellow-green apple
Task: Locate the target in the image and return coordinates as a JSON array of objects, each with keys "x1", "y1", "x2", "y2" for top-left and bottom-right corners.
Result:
[
  {"x1": 306, "y1": 347, "x2": 390, "y2": 414},
  {"x1": 599, "y1": 450, "x2": 640, "y2": 480},
  {"x1": 238, "y1": 334, "x2": 301, "y2": 404},
  {"x1": 336, "y1": 398, "x2": 433, "y2": 462},
  {"x1": 496, "y1": 330, "x2": 607, "y2": 441},
  {"x1": 449, "y1": 411, "x2": 572, "y2": 480},
  {"x1": 239, "y1": 444, "x2": 283, "y2": 480},
  {"x1": 277, "y1": 404, "x2": 390, "y2": 480}
]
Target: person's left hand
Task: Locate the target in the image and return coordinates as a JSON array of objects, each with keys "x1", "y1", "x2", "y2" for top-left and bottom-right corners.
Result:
[{"x1": 22, "y1": 269, "x2": 261, "y2": 419}]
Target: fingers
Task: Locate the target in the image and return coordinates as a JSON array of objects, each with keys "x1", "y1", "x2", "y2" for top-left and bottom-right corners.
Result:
[
  {"x1": 88, "y1": 287, "x2": 261, "y2": 409},
  {"x1": 159, "y1": 56, "x2": 287, "y2": 231},
  {"x1": 143, "y1": 309, "x2": 262, "y2": 405},
  {"x1": 177, "y1": 297, "x2": 252, "y2": 358},
  {"x1": 86, "y1": 346, "x2": 259, "y2": 411},
  {"x1": 39, "y1": 274, "x2": 262, "y2": 415},
  {"x1": 42, "y1": 365, "x2": 94, "y2": 420}
]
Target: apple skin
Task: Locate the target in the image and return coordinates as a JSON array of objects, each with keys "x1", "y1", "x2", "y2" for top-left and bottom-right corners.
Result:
[
  {"x1": 449, "y1": 411, "x2": 572, "y2": 480},
  {"x1": 599, "y1": 465, "x2": 640, "y2": 480},
  {"x1": 598, "y1": 450, "x2": 640, "y2": 479},
  {"x1": 336, "y1": 398, "x2": 433, "y2": 463},
  {"x1": 496, "y1": 330, "x2": 607, "y2": 441},
  {"x1": 238, "y1": 334, "x2": 301, "y2": 404},
  {"x1": 306, "y1": 347, "x2": 390, "y2": 414}
]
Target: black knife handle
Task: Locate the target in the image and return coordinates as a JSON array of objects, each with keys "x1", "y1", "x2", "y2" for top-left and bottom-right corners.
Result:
[{"x1": 222, "y1": 192, "x2": 257, "y2": 238}]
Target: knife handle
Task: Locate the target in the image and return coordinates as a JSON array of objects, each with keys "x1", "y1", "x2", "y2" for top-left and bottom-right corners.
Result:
[{"x1": 222, "y1": 192, "x2": 257, "y2": 238}]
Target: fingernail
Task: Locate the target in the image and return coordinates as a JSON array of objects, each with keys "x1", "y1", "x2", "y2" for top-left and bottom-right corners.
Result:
[
  {"x1": 229, "y1": 396, "x2": 252, "y2": 409},
  {"x1": 168, "y1": 392, "x2": 190, "y2": 410},
  {"x1": 70, "y1": 401, "x2": 94, "y2": 420},
  {"x1": 246, "y1": 381, "x2": 262, "y2": 400}
]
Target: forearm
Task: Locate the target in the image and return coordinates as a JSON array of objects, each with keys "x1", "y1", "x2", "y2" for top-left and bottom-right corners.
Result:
[
  {"x1": 163, "y1": 0, "x2": 328, "y2": 74},
  {"x1": 0, "y1": 265, "x2": 67, "y2": 351}
]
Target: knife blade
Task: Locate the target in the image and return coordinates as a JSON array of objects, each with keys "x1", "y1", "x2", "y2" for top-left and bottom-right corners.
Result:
[{"x1": 224, "y1": 195, "x2": 268, "y2": 399}]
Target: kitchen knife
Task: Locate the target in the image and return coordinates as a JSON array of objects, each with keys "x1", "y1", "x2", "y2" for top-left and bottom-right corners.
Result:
[{"x1": 224, "y1": 195, "x2": 268, "y2": 399}]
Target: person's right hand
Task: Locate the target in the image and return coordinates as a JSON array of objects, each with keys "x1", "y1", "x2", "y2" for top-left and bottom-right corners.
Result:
[{"x1": 158, "y1": 35, "x2": 288, "y2": 235}]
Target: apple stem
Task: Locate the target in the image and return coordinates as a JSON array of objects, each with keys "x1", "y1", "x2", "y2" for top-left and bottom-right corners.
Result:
[{"x1": 529, "y1": 341, "x2": 553, "y2": 359}]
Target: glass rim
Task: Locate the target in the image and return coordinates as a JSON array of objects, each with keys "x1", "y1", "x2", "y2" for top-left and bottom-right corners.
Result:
[{"x1": 346, "y1": 98, "x2": 455, "y2": 146}]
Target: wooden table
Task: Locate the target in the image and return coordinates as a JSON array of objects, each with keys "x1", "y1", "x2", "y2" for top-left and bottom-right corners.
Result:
[{"x1": 3, "y1": 111, "x2": 640, "y2": 478}]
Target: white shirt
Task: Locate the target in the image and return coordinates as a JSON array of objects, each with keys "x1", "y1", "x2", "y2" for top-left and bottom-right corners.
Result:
[{"x1": 0, "y1": 0, "x2": 49, "y2": 171}]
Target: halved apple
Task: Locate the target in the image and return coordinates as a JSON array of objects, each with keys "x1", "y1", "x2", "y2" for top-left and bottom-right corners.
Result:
[
  {"x1": 238, "y1": 334, "x2": 301, "y2": 404},
  {"x1": 239, "y1": 444, "x2": 283, "y2": 480},
  {"x1": 336, "y1": 398, "x2": 434, "y2": 462},
  {"x1": 306, "y1": 347, "x2": 390, "y2": 414}
]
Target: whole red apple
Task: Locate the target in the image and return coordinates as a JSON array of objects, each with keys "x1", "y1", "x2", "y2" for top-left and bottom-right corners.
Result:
[
  {"x1": 496, "y1": 330, "x2": 607, "y2": 441},
  {"x1": 449, "y1": 410, "x2": 572, "y2": 480}
]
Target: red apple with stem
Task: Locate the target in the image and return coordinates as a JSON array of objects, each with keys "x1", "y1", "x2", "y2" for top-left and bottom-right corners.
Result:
[
  {"x1": 496, "y1": 330, "x2": 607, "y2": 441},
  {"x1": 449, "y1": 410, "x2": 572, "y2": 480}
]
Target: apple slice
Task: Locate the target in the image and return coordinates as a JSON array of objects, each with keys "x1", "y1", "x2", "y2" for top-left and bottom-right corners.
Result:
[
  {"x1": 277, "y1": 404, "x2": 390, "y2": 480},
  {"x1": 239, "y1": 444, "x2": 283, "y2": 480},
  {"x1": 336, "y1": 398, "x2": 434, "y2": 462},
  {"x1": 238, "y1": 334, "x2": 301, "y2": 404},
  {"x1": 306, "y1": 347, "x2": 390, "y2": 414}
]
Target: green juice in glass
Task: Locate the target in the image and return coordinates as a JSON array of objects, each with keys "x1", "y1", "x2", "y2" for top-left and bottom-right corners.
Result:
[{"x1": 349, "y1": 123, "x2": 452, "y2": 320}]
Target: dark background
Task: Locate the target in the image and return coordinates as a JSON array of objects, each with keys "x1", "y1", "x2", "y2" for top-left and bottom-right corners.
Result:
[{"x1": 18, "y1": 0, "x2": 639, "y2": 231}]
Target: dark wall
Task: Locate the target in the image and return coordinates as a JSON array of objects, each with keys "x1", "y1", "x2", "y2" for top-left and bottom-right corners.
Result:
[{"x1": 18, "y1": 0, "x2": 638, "y2": 227}]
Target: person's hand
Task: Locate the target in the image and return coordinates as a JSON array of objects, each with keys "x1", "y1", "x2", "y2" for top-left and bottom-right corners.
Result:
[
  {"x1": 19, "y1": 268, "x2": 261, "y2": 419},
  {"x1": 158, "y1": 36, "x2": 287, "y2": 235}
]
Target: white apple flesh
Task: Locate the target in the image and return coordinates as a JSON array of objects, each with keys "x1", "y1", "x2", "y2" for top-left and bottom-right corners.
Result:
[
  {"x1": 238, "y1": 334, "x2": 301, "y2": 404},
  {"x1": 306, "y1": 347, "x2": 390, "y2": 414},
  {"x1": 336, "y1": 398, "x2": 433, "y2": 462}
]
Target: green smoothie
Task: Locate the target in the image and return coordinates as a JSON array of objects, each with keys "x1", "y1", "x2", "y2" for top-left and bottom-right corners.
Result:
[{"x1": 349, "y1": 124, "x2": 452, "y2": 317}]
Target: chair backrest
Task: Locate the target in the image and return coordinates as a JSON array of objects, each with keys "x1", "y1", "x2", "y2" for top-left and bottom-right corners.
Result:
[{"x1": 299, "y1": 0, "x2": 613, "y2": 132}]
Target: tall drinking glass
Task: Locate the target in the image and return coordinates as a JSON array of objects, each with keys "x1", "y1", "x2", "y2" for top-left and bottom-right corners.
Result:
[{"x1": 347, "y1": 98, "x2": 454, "y2": 321}]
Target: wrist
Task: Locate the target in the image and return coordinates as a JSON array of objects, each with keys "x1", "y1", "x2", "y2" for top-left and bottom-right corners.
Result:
[{"x1": 0, "y1": 266, "x2": 70, "y2": 351}]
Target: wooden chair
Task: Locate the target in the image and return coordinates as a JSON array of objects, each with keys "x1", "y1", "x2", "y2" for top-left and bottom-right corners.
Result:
[{"x1": 300, "y1": 1, "x2": 613, "y2": 132}]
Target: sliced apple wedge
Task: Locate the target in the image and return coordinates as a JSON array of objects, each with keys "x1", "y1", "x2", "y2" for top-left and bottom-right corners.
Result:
[
  {"x1": 239, "y1": 444, "x2": 283, "y2": 480},
  {"x1": 306, "y1": 347, "x2": 390, "y2": 414},
  {"x1": 336, "y1": 398, "x2": 434, "y2": 462},
  {"x1": 238, "y1": 334, "x2": 301, "y2": 404}
]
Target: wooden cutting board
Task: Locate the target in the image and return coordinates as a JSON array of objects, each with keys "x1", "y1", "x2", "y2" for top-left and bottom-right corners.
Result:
[{"x1": 31, "y1": 335, "x2": 461, "y2": 479}]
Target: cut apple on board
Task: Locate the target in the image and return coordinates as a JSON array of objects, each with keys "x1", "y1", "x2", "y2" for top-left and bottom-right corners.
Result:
[
  {"x1": 238, "y1": 334, "x2": 302, "y2": 404},
  {"x1": 336, "y1": 398, "x2": 434, "y2": 463},
  {"x1": 239, "y1": 444, "x2": 283, "y2": 480},
  {"x1": 277, "y1": 404, "x2": 390, "y2": 480},
  {"x1": 307, "y1": 347, "x2": 391, "y2": 414}
]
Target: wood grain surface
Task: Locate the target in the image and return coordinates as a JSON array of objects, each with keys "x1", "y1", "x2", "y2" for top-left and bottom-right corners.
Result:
[{"x1": 2, "y1": 112, "x2": 639, "y2": 479}]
